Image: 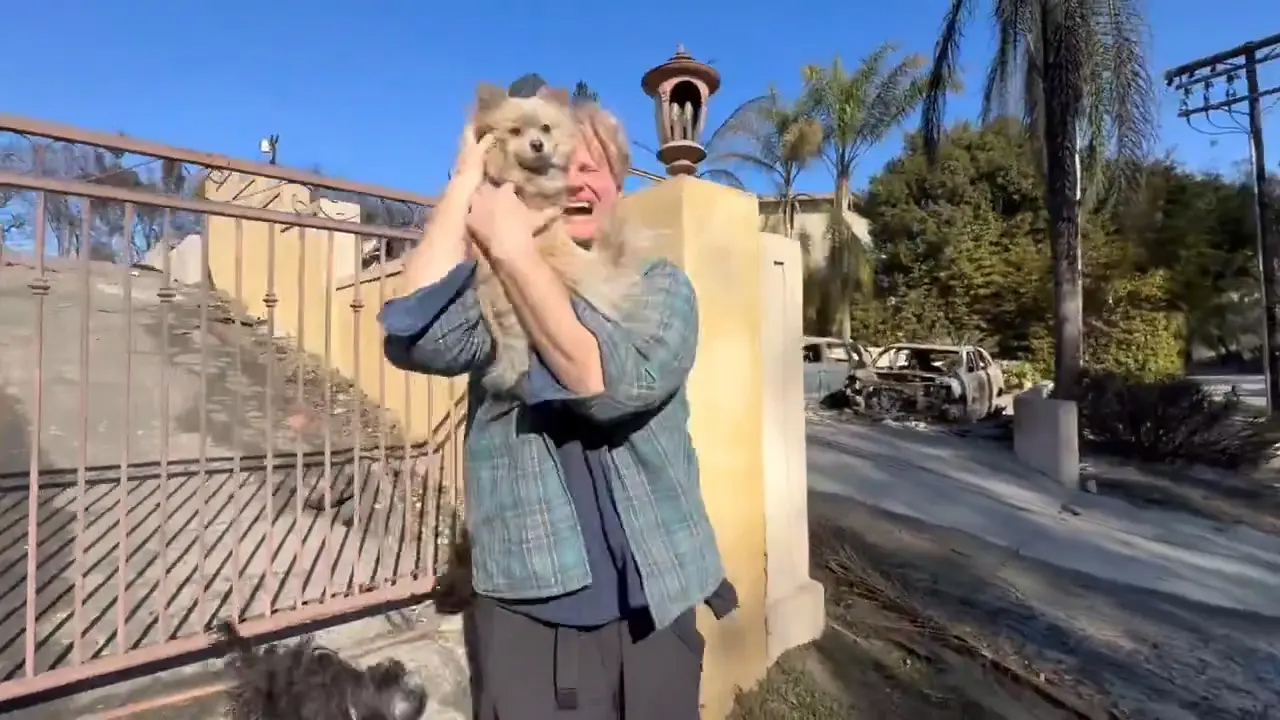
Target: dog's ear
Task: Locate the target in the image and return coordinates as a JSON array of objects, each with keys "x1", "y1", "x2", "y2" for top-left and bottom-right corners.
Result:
[
  {"x1": 538, "y1": 86, "x2": 571, "y2": 107},
  {"x1": 475, "y1": 83, "x2": 507, "y2": 114}
]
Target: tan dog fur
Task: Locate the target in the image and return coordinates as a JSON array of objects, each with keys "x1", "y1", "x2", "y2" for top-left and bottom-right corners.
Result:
[{"x1": 469, "y1": 83, "x2": 646, "y2": 394}]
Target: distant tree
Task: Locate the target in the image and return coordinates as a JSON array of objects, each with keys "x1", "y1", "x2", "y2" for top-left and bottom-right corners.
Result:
[
  {"x1": 865, "y1": 117, "x2": 1261, "y2": 379},
  {"x1": 921, "y1": 0, "x2": 1158, "y2": 399},
  {"x1": 572, "y1": 80, "x2": 599, "y2": 102},
  {"x1": 0, "y1": 186, "x2": 22, "y2": 235},
  {"x1": 864, "y1": 119, "x2": 1049, "y2": 353},
  {"x1": 0, "y1": 137, "x2": 199, "y2": 261},
  {"x1": 1112, "y1": 158, "x2": 1264, "y2": 362}
]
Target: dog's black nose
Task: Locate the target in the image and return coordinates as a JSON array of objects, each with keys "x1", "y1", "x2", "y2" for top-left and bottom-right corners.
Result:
[{"x1": 529, "y1": 137, "x2": 545, "y2": 154}]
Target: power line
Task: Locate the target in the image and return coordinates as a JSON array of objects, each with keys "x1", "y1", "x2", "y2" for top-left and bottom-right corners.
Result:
[{"x1": 1165, "y1": 33, "x2": 1280, "y2": 417}]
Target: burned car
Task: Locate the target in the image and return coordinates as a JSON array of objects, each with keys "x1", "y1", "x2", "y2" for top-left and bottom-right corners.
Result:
[
  {"x1": 848, "y1": 343, "x2": 1004, "y2": 421},
  {"x1": 802, "y1": 336, "x2": 871, "y2": 402}
]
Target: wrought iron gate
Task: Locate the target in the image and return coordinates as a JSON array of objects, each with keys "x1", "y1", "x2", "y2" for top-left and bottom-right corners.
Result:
[{"x1": 0, "y1": 114, "x2": 462, "y2": 705}]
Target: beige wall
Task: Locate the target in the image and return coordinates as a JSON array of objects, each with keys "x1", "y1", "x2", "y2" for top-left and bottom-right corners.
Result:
[
  {"x1": 620, "y1": 177, "x2": 768, "y2": 718},
  {"x1": 200, "y1": 173, "x2": 464, "y2": 445},
  {"x1": 618, "y1": 177, "x2": 832, "y2": 718},
  {"x1": 759, "y1": 195, "x2": 872, "y2": 270}
]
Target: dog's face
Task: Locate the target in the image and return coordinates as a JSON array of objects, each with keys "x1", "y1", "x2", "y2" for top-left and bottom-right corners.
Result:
[
  {"x1": 473, "y1": 83, "x2": 575, "y2": 204},
  {"x1": 347, "y1": 659, "x2": 427, "y2": 720}
]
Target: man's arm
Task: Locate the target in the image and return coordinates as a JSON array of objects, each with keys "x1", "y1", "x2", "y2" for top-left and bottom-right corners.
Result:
[
  {"x1": 380, "y1": 148, "x2": 496, "y2": 378},
  {"x1": 398, "y1": 173, "x2": 473, "y2": 297},
  {"x1": 519, "y1": 260, "x2": 698, "y2": 424},
  {"x1": 379, "y1": 260, "x2": 493, "y2": 377},
  {"x1": 486, "y1": 246, "x2": 606, "y2": 395}
]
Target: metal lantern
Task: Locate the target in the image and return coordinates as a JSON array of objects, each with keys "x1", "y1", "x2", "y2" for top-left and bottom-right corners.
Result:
[{"x1": 641, "y1": 45, "x2": 721, "y2": 176}]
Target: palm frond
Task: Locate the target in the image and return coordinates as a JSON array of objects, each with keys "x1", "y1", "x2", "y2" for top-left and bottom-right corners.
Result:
[
  {"x1": 923, "y1": 0, "x2": 980, "y2": 162},
  {"x1": 860, "y1": 55, "x2": 930, "y2": 147},
  {"x1": 701, "y1": 88, "x2": 821, "y2": 203},
  {"x1": 980, "y1": 0, "x2": 1030, "y2": 122},
  {"x1": 705, "y1": 150, "x2": 785, "y2": 181},
  {"x1": 1082, "y1": 0, "x2": 1157, "y2": 209},
  {"x1": 935, "y1": 0, "x2": 1154, "y2": 211},
  {"x1": 803, "y1": 44, "x2": 932, "y2": 184},
  {"x1": 705, "y1": 93, "x2": 782, "y2": 160},
  {"x1": 697, "y1": 168, "x2": 749, "y2": 189}
]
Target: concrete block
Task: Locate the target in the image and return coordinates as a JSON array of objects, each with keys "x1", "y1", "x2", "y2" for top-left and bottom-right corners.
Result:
[
  {"x1": 1013, "y1": 391, "x2": 1080, "y2": 489},
  {"x1": 765, "y1": 578, "x2": 826, "y2": 663}
]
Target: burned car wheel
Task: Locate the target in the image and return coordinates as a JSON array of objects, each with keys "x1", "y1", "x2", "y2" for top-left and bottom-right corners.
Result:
[
  {"x1": 862, "y1": 387, "x2": 903, "y2": 415},
  {"x1": 939, "y1": 397, "x2": 984, "y2": 423},
  {"x1": 939, "y1": 401, "x2": 974, "y2": 423}
]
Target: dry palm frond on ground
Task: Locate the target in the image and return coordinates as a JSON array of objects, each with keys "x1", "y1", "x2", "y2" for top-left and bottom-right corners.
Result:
[{"x1": 732, "y1": 521, "x2": 1117, "y2": 720}]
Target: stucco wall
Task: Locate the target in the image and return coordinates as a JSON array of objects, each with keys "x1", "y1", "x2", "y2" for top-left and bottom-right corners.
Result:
[
  {"x1": 759, "y1": 196, "x2": 872, "y2": 270},
  {"x1": 199, "y1": 173, "x2": 464, "y2": 447},
  {"x1": 758, "y1": 232, "x2": 826, "y2": 663},
  {"x1": 619, "y1": 176, "x2": 771, "y2": 718}
]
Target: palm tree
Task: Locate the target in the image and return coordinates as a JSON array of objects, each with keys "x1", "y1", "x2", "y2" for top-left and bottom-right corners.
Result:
[
  {"x1": 699, "y1": 88, "x2": 823, "y2": 239},
  {"x1": 921, "y1": 0, "x2": 1156, "y2": 400},
  {"x1": 801, "y1": 44, "x2": 933, "y2": 340}
]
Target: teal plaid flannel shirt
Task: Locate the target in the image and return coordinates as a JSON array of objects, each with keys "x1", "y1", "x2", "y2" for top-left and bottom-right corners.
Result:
[{"x1": 380, "y1": 257, "x2": 725, "y2": 629}]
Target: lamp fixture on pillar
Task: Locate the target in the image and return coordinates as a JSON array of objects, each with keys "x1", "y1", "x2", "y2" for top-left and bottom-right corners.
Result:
[{"x1": 641, "y1": 45, "x2": 721, "y2": 177}]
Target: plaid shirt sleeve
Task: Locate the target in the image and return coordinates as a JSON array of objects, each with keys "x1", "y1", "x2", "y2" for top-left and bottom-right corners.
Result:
[
  {"x1": 532, "y1": 259, "x2": 697, "y2": 422},
  {"x1": 379, "y1": 259, "x2": 493, "y2": 377}
]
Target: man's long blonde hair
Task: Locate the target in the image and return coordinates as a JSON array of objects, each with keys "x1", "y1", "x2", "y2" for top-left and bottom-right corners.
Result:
[
  {"x1": 565, "y1": 100, "x2": 657, "y2": 271},
  {"x1": 571, "y1": 101, "x2": 631, "y2": 192}
]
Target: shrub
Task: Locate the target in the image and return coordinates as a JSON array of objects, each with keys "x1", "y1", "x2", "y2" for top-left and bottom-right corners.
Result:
[
  {"x1": 1026, "y1": 272, "x2": 1186, "y2": 384},
  {"x1": 1085, "y1": 309, "x2": 1185, "y2": 383},
  {"x1": 1001, "y1": 360, "x2": 1042, "y2": 392},
  {"x1": 1086, "y1": 272, "x2": 1185, "y2": 381},
  {"x1": 1077, "y1": 370, "x2": 1280, "y2": 468}
]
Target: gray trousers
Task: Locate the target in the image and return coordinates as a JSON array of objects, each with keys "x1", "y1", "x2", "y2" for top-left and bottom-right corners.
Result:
[{"x1": 468, "y1": 596, "x2": 704, "y2": 719}]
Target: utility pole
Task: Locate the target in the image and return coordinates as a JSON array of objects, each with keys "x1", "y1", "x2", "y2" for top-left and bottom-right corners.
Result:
[{"x1": 1165, "y1": 33, "x2": 1280, "y2": 416}]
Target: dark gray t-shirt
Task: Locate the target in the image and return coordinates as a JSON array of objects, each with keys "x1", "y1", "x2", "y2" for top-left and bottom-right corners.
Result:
[{"x1": 500, "y1": 400, "x2": 648, "y2": 627}]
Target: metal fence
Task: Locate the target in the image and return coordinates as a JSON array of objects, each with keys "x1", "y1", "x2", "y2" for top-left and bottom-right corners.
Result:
[{"x1": 0, "y1": 114, "x2": 464, "y2": 705}]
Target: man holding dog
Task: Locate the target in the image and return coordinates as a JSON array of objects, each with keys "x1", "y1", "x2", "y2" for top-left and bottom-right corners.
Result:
[{"x1": 379, "y1": 74, "x2": 734, "y2": 719}]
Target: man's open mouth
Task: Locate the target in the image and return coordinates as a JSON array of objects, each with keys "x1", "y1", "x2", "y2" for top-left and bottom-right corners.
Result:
[{"x1": 563, "y1": 202, "x2": 593, "y2": 217}]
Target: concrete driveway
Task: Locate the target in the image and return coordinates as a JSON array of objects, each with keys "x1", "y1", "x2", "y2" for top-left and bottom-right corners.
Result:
[{"x1": 805, "y1": 416, "x2": 1280, "y2": 618}]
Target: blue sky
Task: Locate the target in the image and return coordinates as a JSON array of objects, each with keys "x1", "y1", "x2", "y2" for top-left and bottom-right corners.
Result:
[{"x1": 6, "y1": 0, "x2": 1279, "y2": 200}]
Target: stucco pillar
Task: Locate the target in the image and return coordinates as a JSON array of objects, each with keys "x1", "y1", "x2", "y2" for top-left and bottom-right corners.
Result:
[
  {"x1": 758, "y1": 232, "x2": 826, "y2": 663},
  {"x1": 619, "y1": 177, "x2": 824, "y2": 718}
]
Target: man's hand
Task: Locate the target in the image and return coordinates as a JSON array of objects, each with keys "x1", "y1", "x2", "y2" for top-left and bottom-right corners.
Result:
[
  {"x1": 465, "y1": 183, "x2": 560, "y2": 263},
  {"x1": 451, "y1": 124, "x2": 496, "y2": 196},
  {"x1": 397, "y1": 124, "x2": 495, "y2": 295}
]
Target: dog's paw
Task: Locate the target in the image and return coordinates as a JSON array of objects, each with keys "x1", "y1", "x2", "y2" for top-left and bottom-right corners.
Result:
[{"x1": 483, "y1": 343, "x2": 530, "y2": 392}]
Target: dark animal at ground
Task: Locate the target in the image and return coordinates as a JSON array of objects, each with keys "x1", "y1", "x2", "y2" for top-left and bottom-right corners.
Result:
[{"x1": 216, "y1": 620, "x2": 427, "y2": 720}]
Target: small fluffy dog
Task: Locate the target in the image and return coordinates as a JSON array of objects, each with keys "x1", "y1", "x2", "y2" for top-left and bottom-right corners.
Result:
[
  {"x1": 470, "y1": 83, "x2": 643, "y2": 393},
  {"x1": 217, "y1": 620, "x2": 427, "y2": 720}
]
